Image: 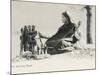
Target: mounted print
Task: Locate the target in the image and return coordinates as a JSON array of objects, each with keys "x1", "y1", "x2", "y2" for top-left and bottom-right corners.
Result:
[{"x1": 11, "y1": 0, "x2": 96, "y2": 74}]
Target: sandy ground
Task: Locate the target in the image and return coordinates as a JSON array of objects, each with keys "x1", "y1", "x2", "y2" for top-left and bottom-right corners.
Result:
[{"x1": 12, "y1": 49, "x2": 95, "y2": 74}]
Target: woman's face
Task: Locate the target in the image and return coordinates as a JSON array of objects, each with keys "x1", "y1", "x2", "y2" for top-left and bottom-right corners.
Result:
[{"x1": 61, "y1": 15, "x2": 68, "y2": 24}]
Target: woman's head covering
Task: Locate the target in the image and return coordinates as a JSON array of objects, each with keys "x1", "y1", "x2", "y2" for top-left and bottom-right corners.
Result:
[{"x1": 62, "y1": 11, "x2": 71, "y2": 24}]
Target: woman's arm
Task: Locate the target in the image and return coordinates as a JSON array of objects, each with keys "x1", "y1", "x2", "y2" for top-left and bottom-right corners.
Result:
[{"x1": 39, "y1": 32, "x2": 50, "y2": 39}]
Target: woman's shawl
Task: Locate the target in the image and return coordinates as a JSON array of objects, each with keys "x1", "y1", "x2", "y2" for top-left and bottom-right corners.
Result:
[{"x1": 47, "y1": 23, "x2": 75, "y2": 41}]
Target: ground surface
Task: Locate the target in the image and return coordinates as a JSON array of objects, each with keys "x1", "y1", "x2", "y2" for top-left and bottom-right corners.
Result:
[{"x1": 12, "y1": 49, "x2": 95, "y2": 74}]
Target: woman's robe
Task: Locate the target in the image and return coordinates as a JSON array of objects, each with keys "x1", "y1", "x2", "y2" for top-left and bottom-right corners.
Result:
[{"x1": 46, "y1": 23, "x2": 76, "y2": 48}]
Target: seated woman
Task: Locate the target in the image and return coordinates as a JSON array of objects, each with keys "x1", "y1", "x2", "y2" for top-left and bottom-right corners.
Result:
[{"x1": 46, "y1": 11, "x2": 81, "y2": 54}]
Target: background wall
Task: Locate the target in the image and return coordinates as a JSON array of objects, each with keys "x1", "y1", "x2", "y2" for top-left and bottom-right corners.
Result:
[{"x1": 12, "y1": 1, "x2": 95, "y2": 58}]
